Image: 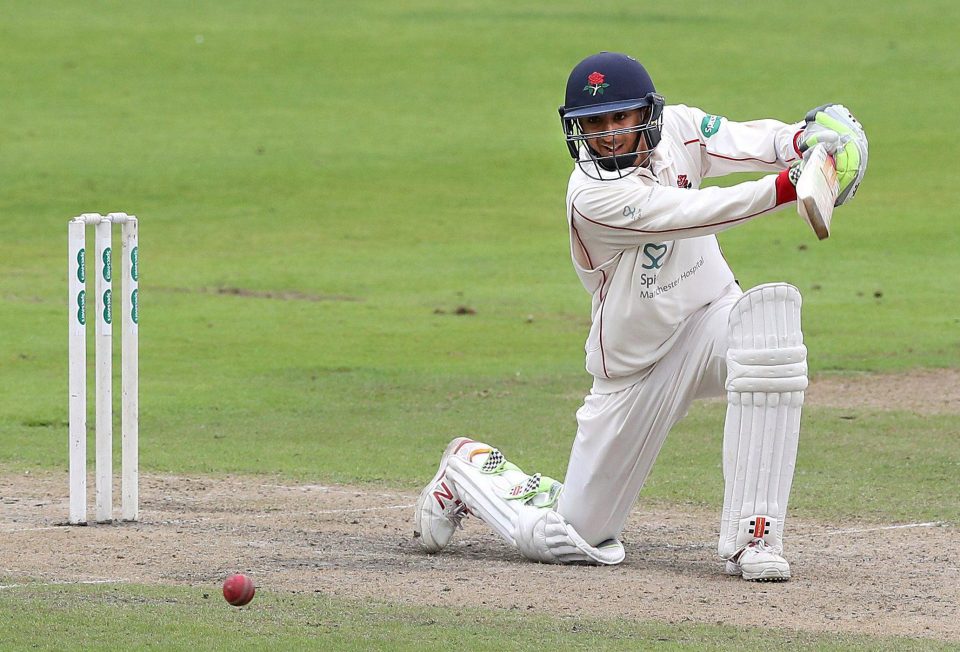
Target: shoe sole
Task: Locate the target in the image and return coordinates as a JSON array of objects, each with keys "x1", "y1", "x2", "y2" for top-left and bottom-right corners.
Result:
[
  {"x1": 413, "y1": 437, "x2": 473, "y2": 552},
  {"x1": 741, "y1": 566, "x2": 791, "y2": 582}
]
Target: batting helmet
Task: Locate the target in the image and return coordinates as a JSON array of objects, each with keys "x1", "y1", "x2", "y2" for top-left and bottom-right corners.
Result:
[{"x1": 559, "y1": 52, "x2": 665, "y2": 179}]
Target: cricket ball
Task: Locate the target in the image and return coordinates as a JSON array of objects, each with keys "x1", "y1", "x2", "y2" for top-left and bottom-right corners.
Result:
[{"x1": 222, "y1": 573, "x2": 255, "y2": 606}]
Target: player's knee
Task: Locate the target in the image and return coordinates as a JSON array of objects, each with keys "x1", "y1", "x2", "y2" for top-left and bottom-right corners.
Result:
[
  {"x1": 514, "y1": 507, "x2": 625, "y2": 566},
  {"x1": 725, "y1": 283, "x2": 808, "y2": 393}
]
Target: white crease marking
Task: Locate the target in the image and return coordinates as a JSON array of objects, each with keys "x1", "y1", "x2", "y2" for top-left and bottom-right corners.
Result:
[
  {"x1": 254, "y1": 503, "x2": 415, "y2": 517},
  {"x1": 258, "y1": 484, "x2": 411, "y2": 500},
  {"x1": 0, "y1": 579, "x2": 127, "y2": 590},
  {"x1": 804, "y1": 521, "x2": 949, "y2": 537},
  {"x1": 315, "y1": 503, "x2": 414, "y2": 515}
]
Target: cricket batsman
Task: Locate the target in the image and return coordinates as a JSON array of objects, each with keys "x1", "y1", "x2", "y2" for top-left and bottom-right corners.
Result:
[{"x1": 414, "y1": 52, "x2": 868, "y2": 581}]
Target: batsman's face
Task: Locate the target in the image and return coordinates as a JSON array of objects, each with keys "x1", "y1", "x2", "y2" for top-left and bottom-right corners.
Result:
[{"x1": 579, "y1": 108, "x2": 651, "y2": 166}]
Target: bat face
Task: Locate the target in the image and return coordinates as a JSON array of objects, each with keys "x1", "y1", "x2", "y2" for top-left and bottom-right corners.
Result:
[{"x1": 796, "y1": 143, "x2": 839, "y2": 240}]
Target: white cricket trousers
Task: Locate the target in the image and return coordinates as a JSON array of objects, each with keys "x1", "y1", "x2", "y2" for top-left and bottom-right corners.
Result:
[{"x1": 556, "y1": 285, "x2": 742, "y2": 545}]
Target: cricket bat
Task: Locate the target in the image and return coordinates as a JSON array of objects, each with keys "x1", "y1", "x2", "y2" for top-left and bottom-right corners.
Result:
[{"x1": 796, "y1": 143, "x2": 839, "y2": 240}]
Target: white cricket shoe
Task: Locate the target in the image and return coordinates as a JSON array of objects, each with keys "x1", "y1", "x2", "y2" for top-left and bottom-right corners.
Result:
[
  {"x1": 413, "y1": 437, "x2": 474, "y2": 552},
  {"x1": 724, "y1": 539, "x2": 791, "y2": 582}
]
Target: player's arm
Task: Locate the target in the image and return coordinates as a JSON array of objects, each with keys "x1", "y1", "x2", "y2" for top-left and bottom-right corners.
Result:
[
  {"x1": 679, "y1": 105, "x2": 803, "y2": 178},
  {"x1": 569, "y1": 171, "x2": 797, "y2": 254}
]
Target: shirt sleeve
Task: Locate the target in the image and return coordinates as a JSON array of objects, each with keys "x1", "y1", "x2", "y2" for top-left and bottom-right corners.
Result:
[
  {"x1": 569, "y1": 173, "x2": 790, "y2": 254},
  {"x1": 680, "y1": 105, "x2": 803, "y2": 178}
]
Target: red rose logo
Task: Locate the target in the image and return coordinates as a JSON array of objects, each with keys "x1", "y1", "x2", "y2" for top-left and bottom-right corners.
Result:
[{"x1": 583, "y1": 71, "x2": 610, "y2": 96}]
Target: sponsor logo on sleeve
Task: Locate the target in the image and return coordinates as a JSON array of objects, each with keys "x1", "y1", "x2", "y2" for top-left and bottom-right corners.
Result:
[{"x1": 700, "y1": 114, "x2": 723, "y2": 138}]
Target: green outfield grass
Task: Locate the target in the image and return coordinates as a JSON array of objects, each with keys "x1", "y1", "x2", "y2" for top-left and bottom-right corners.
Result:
[
  {"x1": 1, "y1": 0, "x2": 958, "y2": 648},
  {"x1": 0, "y1": 583, "x2": 951, "y2": 652}
]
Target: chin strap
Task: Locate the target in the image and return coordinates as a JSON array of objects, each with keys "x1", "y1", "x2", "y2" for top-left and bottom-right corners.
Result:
[{"x1": 596, "y1": 151, "x2": 641, "y2": 172}]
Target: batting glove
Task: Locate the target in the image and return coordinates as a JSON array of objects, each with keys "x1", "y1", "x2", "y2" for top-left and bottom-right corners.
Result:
[{"x1": 799, "y1": 104, "x2": 869, "y2": 205}]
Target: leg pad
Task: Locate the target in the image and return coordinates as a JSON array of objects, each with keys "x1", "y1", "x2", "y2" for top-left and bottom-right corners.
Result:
[{"x1": 719, "y1": 284, "x2": 806, "y2": 559}]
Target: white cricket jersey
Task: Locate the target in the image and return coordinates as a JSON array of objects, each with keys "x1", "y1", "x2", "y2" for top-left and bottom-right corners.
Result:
[{"x1": 566, "y1": 104, "x2": 802, "y2": 392}]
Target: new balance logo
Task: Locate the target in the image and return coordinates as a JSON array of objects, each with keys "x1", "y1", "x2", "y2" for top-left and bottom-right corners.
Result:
[{"x1": 432, "y1": 481, "x2": 455, "y2": 507}]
